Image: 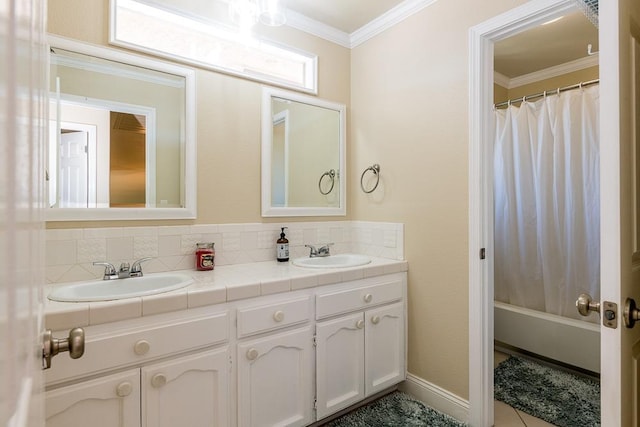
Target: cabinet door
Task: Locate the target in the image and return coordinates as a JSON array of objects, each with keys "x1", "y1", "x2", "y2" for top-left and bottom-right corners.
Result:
[
  {"x1": 46, "y1": 369, "x2": 140, "y2": 427},
  {"x1": 237, "y1": 326, "x2": 313, "y2": 427},
  {"x1": 365, "y1": 302, "x2": 405, "y2": 396},
  {"x1": 142, "y1": 347, "x2": 229, "y2": 427},
  {"x1": 315, "y1": 312, "x2": 365, "y2": 419}
]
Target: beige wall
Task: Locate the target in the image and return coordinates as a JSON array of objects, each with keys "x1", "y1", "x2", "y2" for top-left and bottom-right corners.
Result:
[
  {"x1": 493, "y1": 83, "x2": 509, "y2": 104},
  {"x1": 47, "y1": 0, "x2": 350, "y2": 228},
  {"x1": 350, "y1": 0, "x2": 527, "y2": 398}
]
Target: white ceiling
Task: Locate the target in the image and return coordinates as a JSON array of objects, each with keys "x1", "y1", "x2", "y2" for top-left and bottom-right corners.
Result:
[
  {"x1": 285, "y1": 0, "x2": 405, "y2": 34},
  {"x1": 494, "y1": 11, "x2": 599, "y2": 78}
]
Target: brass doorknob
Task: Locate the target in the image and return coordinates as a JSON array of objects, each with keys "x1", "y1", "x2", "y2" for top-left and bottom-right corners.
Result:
[
  {"x1": 576, "y1": 294, "x2": 600, "y2": 317},
  {"x1": 624, "y1": 298, "x2": 640, "y2": 328},
  {"x1": 42, "y1": 327, "x2": 85, "y2": 370}
]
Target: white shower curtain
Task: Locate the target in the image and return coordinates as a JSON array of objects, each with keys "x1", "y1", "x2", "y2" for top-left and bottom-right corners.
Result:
[{"x1": 494, "y1": 85, "x2": 600, "y2": 320}]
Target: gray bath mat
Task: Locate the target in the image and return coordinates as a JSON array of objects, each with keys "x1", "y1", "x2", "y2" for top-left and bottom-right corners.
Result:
[
  {"x1": 325, "y1": 391, "x2": 465, "y2": 427},
  {"x1": 494, "y1": 356, "x2": 600, "y2": 426}
]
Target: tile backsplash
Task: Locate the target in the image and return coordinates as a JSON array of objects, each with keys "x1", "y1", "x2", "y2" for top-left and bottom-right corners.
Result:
[{"x1": 46, "y1": 221, "x2": 404, "y2": 284}]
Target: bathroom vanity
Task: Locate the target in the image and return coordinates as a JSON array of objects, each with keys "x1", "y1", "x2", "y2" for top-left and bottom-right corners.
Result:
[{"x1": 44, "y1": 258, "x2": 407, "y2": 427}]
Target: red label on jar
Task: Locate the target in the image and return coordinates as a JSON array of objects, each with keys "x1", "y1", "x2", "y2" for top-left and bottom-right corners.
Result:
[{"x1": 196, "y1": 251, "x2": 214, "y2": 271}]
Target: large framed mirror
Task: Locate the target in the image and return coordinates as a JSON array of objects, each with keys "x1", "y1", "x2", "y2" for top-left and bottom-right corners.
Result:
[
  {"x1": 261, "y1": 87, "x2": 346, "y2": 217},
  {"x1": 46, "y1": 35, "x2": 196, "y2": 221}
]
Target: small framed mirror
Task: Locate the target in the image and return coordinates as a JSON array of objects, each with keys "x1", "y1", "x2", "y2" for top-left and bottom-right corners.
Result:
[
  {"x1": 261, "y1": 87, "x2": 346, "y2": 217},
  {"x1": 46, "y1": 35, "x2": 196, "y2": 221}
]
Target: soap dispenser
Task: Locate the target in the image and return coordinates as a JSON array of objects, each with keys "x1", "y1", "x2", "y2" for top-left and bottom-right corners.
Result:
[{"x1": 277, "y1": 227, "x2": 289, "y2": 262}]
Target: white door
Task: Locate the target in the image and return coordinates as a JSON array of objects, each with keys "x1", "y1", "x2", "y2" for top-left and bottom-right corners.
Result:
[
  {"x1": 598, "y1": 0, "x2": 640, "y2": 424},
  {"x1": 0, "y1": 1, "x2": 47, "y2": 427},
  {"x1": 315, "y1": 312, "x2": 365, "y2": 420},
  {"x1": 46, "y1": 369, "x2": 140, "y2": 427},
  {"x1": 142, "y1": 348, "x2": 229, "y2": 427},
  {"x1": 59, "y1": 130, "x2": 89, "y2": 208},
  {"x1": 237, "y1": 327, "x2": 313, "y2": 427}
]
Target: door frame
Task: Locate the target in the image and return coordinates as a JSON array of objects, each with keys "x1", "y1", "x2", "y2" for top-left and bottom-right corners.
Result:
[{"x1": 467, "y1": 0, "x2": 579, "y2": 425}]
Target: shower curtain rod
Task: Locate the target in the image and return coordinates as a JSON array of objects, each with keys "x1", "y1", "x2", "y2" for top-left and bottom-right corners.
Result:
[{"x1": 493, "y1": 78, "x2": 599, "y2": 109}]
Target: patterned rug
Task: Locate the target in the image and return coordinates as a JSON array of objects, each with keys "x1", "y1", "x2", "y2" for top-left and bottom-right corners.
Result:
[
  {"x1": 494, "y1": 356, "x2": 600, "y2": 427},
  {"x1": 325, "y1": 391, "x2": 466, "y2": 427}
]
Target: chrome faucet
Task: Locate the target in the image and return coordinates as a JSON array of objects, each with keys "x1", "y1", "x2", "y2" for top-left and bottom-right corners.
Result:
[
  {"x1": 305, "y1": 243, "x2": 334, "y2": 258},
  {"x1": 130, "y1": 257, "x2": 152, "y2": 277},
  {"x1": 93, "y1": 262, "x2": 118, "y2": 280},
  {"x1": 93, "y1": 257, "x2": 153, "y2": 280}
]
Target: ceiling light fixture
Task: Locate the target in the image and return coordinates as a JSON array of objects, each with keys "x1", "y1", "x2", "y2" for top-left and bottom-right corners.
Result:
[
  {"x1": 228, "y1": 0, "x2": 286, "y2": 33},
  {"x1": 257, "y1": 0, "x2": 286, "y2": 26}
]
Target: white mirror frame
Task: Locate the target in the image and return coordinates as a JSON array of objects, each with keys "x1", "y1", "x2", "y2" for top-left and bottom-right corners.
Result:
[
  {"x1": 261, "y1": 87, "x2": 346, "y2": 217},
  {"x1": 46, "y1": 35, "x2": 197, "y2": 221}
]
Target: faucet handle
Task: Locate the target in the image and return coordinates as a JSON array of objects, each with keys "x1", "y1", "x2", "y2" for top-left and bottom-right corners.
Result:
[
  {"x1": 305, "y1": 244, "x2": 318, "y2": 257},
  {"x1": 318, "y1": 243, "x2": 334, "y2": 256},
  {"x1": 93, "y1": 262, "x2": 117, "y2": 280},
  {"x1": 130, "y1": 257, "x2": 153, "y2": 277}
]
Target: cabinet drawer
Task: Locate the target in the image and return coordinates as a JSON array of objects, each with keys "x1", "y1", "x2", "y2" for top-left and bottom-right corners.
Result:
[
  {"x1": 46, "y1": 311, "x2": 229, "y2": 385},
  {"x1": 237, "y1": 296, "x2": 311, "y2": 338},
  {"x1": 316, "y1": 278, "x2": 403, "y2": 319}
]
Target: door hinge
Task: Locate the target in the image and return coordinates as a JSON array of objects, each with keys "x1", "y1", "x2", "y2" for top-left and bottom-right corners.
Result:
[
  {"x1": 228, "y1": 355, "x2": 233, "y2": 372},
  {"x1": 313, "y1": 398, "x2": 317, "y2": 410},
  {"x1": 480, "y1": 248, "x2": 486, "y2": 260},
  {"x1": 312, "y1": 335, "x2": 317, "y2": 347}
]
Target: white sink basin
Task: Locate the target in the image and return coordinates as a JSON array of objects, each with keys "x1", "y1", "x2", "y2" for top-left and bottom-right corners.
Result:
[
  {"x1": 48, "y1": 273, "x2": 194, "y2": 302},
  {"x1": 292, "y1": 254, "x2": 371, "y2": 269}
]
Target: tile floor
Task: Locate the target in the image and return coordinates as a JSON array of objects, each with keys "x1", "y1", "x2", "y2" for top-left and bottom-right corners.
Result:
[{"x1": 493, "y1": 351, "x2": 556, "y2": 427}]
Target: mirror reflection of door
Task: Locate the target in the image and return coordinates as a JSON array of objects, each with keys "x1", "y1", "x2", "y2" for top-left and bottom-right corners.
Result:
[
  {"x1": 271, "y1": 111, "x2": 289, "y2": 207},
  {"x1": 109, "y1": 112, "x2": 147, "y2": 208},
  {"x1": 59, "y1": 129, "x2": 89, "y2": 208},
  {"x1": 50, "y1": 98, "x2": 155, "y2": 209},
  {"x1": 49, "y1": 121, "x2": 98, "y2": 208}
]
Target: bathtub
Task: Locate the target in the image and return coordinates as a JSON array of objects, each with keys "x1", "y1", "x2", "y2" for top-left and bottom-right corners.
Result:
[{"x1": 494, "y1": 301, "x2": 600, "y2": 373}]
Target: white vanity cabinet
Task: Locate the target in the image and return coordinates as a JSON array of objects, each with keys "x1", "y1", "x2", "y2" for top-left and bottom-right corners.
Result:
[
  {"x1": 142, "y1": 347, "x2": 230, "y2": 427},
  {"x1": 45, "y1": 308, "x2": 231, "y2": 427},
  {"x1": 46, "y1": 369, "x2": 141, "y2": 427},
  {"x1": 315, "y1": 274, "x2": 406, "y2": 419},
  {"x1": 236, "y1": 295, "x2": 314, "y2": 427},
  {"x1": 45, "y1": 270, "x2": 407, "y2": 427}
]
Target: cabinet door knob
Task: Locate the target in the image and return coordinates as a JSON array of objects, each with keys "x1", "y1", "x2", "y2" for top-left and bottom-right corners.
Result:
[
  {"x1": 116, "y1": 381, "x2": 133, "y2": 397},
  {"x1": 356, "y1": 319, "x2": 365, "y2": 329},
  {"x1": 246, "y1": 348, "x2": 259, "y2": 360},
  {"x1": 363, "y1": 294, "x2": 373, "y2": 303},
  {"x1": 273, "y1": 310, "x2": 285, "y2": 322},
  {"x1": 134, "y1": 340, "x2": 150, "y2": 356},
  {"x1": 151, "y1": 373, "x2": 167, "y2": 388},
  {"x1": 371, "y1": 315, "x2": 380, "y2": 325}
]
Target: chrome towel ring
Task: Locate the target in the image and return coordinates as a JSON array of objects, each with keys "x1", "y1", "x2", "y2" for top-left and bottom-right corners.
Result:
[
  {"x1": 319, "y1": 169, "x2": 336, "y2": 195},
  {"x1": 360, "y1": 164, "x2": 380, "y2": 193}
]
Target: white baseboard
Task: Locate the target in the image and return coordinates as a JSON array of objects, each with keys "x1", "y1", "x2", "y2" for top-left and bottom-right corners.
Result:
[{"x1": 399, "y1": 373, "x2": 469, "y2": 424}]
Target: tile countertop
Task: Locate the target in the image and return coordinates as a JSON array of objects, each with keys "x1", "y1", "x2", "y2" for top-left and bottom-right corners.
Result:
[{"x1": 45, "y1": 257, "x2": 408, "y2": 331}]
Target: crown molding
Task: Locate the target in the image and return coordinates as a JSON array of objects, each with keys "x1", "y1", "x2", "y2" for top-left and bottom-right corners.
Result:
[
  {"x1": 286, "y1": 9, "x2": 351, "y2": 48},
  {"x1": 350, "y1": 0, "x2": 440, "y2": 48},
  {"x1": 493, "y1": 72, "x2": 510, "y2": 88},
  {"x1": 284, "y1": 0, "x2": 440, "y2": 49},
  {"x1": 502, "y1": 54, "x2": 599, "y2": 89}
]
